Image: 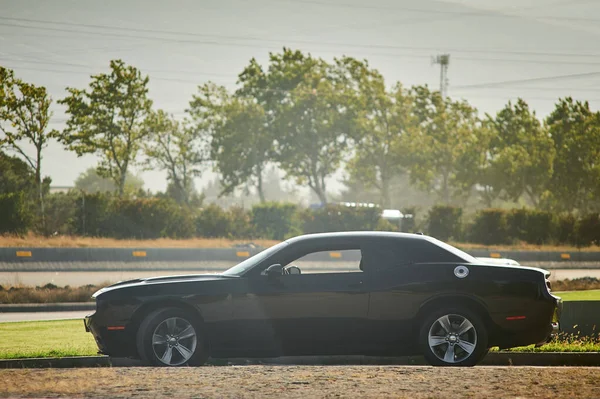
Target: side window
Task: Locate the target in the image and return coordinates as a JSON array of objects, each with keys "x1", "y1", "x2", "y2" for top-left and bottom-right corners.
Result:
[
  {"x1": 285, "y1": 249, "x2": 363, "y2": 274},
  {"x1": 363, "y1": 239, "x2": 463, "y2": 271}
]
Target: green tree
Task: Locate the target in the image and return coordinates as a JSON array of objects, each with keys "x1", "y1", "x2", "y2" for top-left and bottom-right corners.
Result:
[
  {"x1": 57, "y1": 59, "x2": 152, "y2": 196},
  {"x1": 0, "y1": 151, "x2": 37, "y2": 195},
  {"x1": 484, "y1": 99, "x2": 555, "y2": 207},
  {"x1": 74, "y1": 167, "x2": 144, "y2": 194},
  {"x1": 189, "y1": 84, "x2": 272, "y2": 202},
  {"x1": 339, "y1": 57, "x2": 415, "y2": 207},
  {"x1": 403, "y1": 86, "x2": 485, "y2": 205},
  {"x1": 546, "y1": 97, "x2": 600, "y2": 213},
  {"x1": 238, "y1": 49, "x2": 352, "y2": 203},
  {"x1": 143, "y1": 110, "x2": 206, "y2": 206},
  {"x1": 0, "y1": 66, "x2": 58, "y2": 222},
  {"x1": 213, "y1": 97, "x2": 270, "y2": 202}
]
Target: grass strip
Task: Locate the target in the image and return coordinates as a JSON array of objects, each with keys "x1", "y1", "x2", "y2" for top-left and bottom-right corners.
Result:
[
  {"x1": 0, "y1": 319, "x2": 599, "y2": 360},
  {"x1": 554, "y1": 289, "x2": 600, "y2": 301},
  {"x1": 0, "y1": 319, "x2": 97, "y2": 359}
]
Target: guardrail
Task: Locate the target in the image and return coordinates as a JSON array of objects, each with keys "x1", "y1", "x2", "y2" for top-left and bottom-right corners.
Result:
[{"x1": 1, "y1": 247, "x2": 600, "y2": 263}]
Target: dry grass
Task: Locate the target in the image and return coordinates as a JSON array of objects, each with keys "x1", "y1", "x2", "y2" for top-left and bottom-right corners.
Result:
[
  {"x1": 0, "y1": 283, "x2": 101, "y2": 304},
  {"x1": 450, "y1": 240, "x2": 600, "y2": 252},
  {"x1": 552, "y1": 277, "x2": 600, "y2": 291},
  {"x1": 2, "y1": 278, "x2": 599, "y2": 304},
  {"x1": 0, "y1": 233, "x2": 279, "y2": 248},
  {"x1": 2, "y1": 233, "x2": 600, "y2": 251},
  {"x1": 0, "y1": 366, "x2": 599, "y2": 398}
]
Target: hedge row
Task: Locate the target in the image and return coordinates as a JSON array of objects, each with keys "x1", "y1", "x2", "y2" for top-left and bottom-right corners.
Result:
[
  {"x1": 427, "y1": 206, "x2": 600, "y2": 246},
  {"x1": 0, "y1": 193, "x2": 408, "y2": 240},
  {"x1": 2, "y1": 191, "x2": 599, "y2": 246}
]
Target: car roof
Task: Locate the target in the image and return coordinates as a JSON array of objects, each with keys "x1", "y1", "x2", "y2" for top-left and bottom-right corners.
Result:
[{"x1": 285, "y1": 231, "x2": 428, "y2": 244}]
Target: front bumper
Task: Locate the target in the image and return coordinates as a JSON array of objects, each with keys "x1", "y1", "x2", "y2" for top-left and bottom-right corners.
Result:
[{"x1": 84, "y1": 313, "x2": 136, "y2": 357}]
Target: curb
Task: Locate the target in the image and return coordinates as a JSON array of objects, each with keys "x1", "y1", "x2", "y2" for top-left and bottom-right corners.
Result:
[
  {"x1": 0, "y1": 303, "x2": 95, "y2": 313},
  {"x1": 1, "y1": 352, "x2": 599, "y2": 369}
]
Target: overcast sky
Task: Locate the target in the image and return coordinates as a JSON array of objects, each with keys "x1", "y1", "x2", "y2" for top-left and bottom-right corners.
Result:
[{"x1": 1, "y1": 0, "x2": 599, "y2": 194}]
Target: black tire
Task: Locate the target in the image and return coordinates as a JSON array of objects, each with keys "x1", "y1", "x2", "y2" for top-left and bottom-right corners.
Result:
[
  {"x1": 419, "y1": 307, "x2": 488, "y2": 367},
  {"x1": 136, "y1": 307, "x2": 208, "y2": 367}
]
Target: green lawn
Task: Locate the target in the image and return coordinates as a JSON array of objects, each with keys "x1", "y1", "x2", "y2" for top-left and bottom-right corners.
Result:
[
  {"x1": 554, "y1": 289, "x2": 600, "y2": 301},
  {"x1": 0, "y1": 319, "x2": 98, "y2": 359},
  {"x1": 0, "y1": 318, "x2": 599, "y2": 360}
]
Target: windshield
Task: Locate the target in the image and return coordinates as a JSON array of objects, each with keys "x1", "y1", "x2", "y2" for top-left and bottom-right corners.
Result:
[
  {"x1": 426, "y1": 236, "x2": 479, "y2": 264},
  {"x1": 221, "y1": 241, "x2": 289, "y2": 276}
]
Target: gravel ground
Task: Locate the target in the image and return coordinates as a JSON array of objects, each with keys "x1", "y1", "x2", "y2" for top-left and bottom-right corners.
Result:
[{"x1": 0, "y1": 366, "x2": 599, "y2": 398}]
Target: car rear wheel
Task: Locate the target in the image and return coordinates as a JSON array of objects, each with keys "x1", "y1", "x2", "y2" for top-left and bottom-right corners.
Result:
[
  {"x1": 136, "y1": 307, "x2": 207, "y2": 366},
  {"x1": 419, "y1": 307, "x2": 488, "y2": 366}
]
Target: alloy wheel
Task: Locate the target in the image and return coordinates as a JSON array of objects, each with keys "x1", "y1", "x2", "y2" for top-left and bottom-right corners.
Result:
[
  {"x1": 152, "y1": 317, "x2": 197, "y2": 366},
  {"x1": 427, "y1": 313, "x2": 477, "y2": 364}
]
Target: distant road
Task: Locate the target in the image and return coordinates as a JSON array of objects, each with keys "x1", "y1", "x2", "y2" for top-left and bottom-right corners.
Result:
[{"x1": 0, "y1": 311, "x2": 90, "y2": 323}]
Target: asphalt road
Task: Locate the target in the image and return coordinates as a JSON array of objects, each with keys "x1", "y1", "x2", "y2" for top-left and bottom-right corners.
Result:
[{"x1": 0, "y1": 311, "x2": 90, "y2": 323}]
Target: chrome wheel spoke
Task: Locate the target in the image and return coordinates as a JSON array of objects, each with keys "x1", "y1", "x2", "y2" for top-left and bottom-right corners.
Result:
[
  {"x1": 161, "y1": 346, "x2": 173, "y2": 364},
  {"x1": 438, "y1": 315, "x2": 452, "y2": 334},
  {"x1": 166, "y1": 318, "x2": 177, "y2": 335},
  {"x1": 457, "y1": 340, "x2": 476, "y2": 355},
  {"x1": 456, "y1": 319, "x2": 474, "y2": 336},
  {"x1": 152, "y1": 334, "x2": 167, "y2": 345},
  {"x1": 428, "y1": 336, "x2": 447, "y2": 347},
  {"x1": 443, "y1": 344, "x2": 455, "y2": 363},
  {"x1": 178, "y1": 325, "x2": 195, "y2": 340},
  {"x1": 174, "y1": 344, "x2": 193, "y2": 360}
]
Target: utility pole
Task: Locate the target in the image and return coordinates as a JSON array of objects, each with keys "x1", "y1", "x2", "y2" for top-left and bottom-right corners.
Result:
[{"x1": 432, "y1": 54, "x2": 450, "y2": 99}]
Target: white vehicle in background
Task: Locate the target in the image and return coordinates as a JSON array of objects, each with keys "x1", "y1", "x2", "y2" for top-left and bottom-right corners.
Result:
[{"x1": 477, "y1": 257, "x2": 520, "y2": 266}]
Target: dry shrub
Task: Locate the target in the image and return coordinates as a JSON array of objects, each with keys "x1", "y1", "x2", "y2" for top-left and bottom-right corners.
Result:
[
  {"x1": 552, "y1": 277, "x2": 600, "y2": 291},
  {"x1": 0, "y1": 284, "x2": 100, "y2": 304}
]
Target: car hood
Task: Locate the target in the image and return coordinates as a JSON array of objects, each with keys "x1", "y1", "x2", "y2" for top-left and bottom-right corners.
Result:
[{"x1": 92, "y1": 273, "x2": 234, "y2": 297}]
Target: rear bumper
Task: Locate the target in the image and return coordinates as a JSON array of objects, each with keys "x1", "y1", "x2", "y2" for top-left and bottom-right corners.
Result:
[{"x1": 494, "y1": 295, "x2": 562, "y2": 349}]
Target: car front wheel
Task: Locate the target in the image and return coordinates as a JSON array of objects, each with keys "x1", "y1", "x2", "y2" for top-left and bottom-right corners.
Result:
[
  {"x1": 419, "y1": 307, "x2": 488, "y2": 366},
  {"x1": 136, "y1": 307, "x2": 207, "y2": 367}
]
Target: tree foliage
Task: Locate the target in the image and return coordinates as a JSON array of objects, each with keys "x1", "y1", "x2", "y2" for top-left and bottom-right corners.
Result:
[
  {"x1": 342, "y1": 56, "x2": 414, "y2": 207},
  {"x1": 546, "y1": 97, "x2": 600, "y2": 213},
  {"x1": 57, "y1": 59, "x2": 152, "y2": 196},
  {"x1": 484, "y1": 99, "x2": 555, "y2": 207},
  {"x1": 144, "y1": 110, "x2": 206, "y2": 205},
  {"x1": 403, "y1": 86, "x2": 485, "y2": 205},
  {"x1": 189, "y1": 83, "x2": 272, "y2": 202},
  {"x1": 0, "y1": 66, "x2": 57, "y2": 228},
  {"x1": 237, "y1": 49, "x2": 353, "y2": 203},
  {"x1": 74, "y1": 167, "x2": 144, "y2": 194}
]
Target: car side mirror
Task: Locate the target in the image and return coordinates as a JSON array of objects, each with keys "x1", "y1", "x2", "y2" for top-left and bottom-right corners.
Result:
[{"x1": 265, "y1": 264, "x2": 284, "y2": 279}]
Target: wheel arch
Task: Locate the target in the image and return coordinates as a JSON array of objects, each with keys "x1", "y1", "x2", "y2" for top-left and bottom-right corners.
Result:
[
  {"x1": 415, "y1": 294, "x2": 494, "y2": 333},
  {"x1": 130, "y1": 299, "x2": 205, "y2": 339}
]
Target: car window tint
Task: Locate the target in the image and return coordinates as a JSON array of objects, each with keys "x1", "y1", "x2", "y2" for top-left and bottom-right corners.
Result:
[
  {"x1": 364, "y1": 239, "x2": 465, "y2": 270},
  {"x1": 287, "y1": 249, "x2": 363, "y2": 274}
]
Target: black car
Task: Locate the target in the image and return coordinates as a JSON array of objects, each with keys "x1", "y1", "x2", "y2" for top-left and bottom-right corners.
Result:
[{"x1": 84, "y1": 232, "x2": 561, "y2": 367}]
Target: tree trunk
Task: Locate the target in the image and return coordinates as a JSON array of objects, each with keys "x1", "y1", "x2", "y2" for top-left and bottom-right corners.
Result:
[
  {"x1": 256, "y1": 165, "x2": 265, "y2": 203},
  {"x1": 381, "y1": 178, "x2": 390, "y2": 208},
  {"x1": 118, "y1": 168, "x2": 127, "y2": 197},
  {"x1": 35, "y1": 147, "x2": 45, "y2": 234},
  {"x1": 441, "y1": 172, "x2": 450, "y2": 205}
]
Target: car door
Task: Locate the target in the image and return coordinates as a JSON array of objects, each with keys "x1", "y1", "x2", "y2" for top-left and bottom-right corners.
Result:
[
  {"x1": 230, "y1": 242, "x2": 370, "y2": 357},
  {"x1": 364, "y1": 237, "x2": 464, "y2": 354}
]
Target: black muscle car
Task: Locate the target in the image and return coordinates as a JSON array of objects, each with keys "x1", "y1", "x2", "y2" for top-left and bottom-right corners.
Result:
[{"x1": 84, "y1": 232, "x2": 561, "y2": 366}]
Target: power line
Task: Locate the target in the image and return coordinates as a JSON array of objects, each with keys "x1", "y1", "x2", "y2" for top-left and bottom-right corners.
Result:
[
  {"x1": 2, "y1": 17, "x2": 600, "y2": 59},
  {"x1": 0, "y1": 57, "x2": 234, "y2": 79},
  {"x1": 453, "y1": 71, "x2": 600, "y2": 89}
]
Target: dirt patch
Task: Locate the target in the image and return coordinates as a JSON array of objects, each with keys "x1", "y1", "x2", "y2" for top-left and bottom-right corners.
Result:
[{"x1": 0, "y1": 366, "x2": 599, "y2": 398}]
